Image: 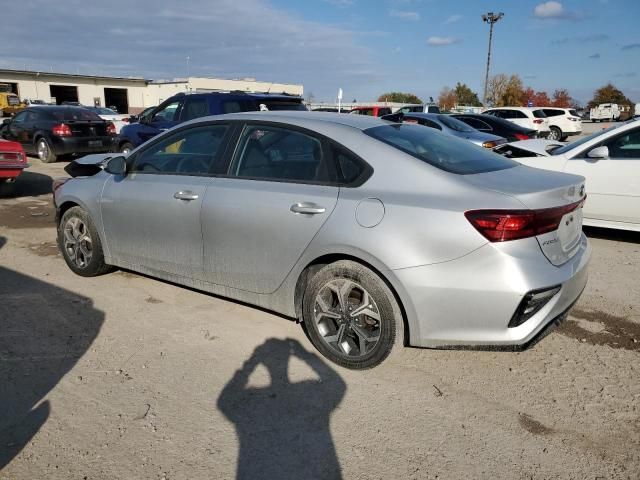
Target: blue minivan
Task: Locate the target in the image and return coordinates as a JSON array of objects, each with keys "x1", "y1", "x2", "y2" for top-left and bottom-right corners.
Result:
[{"x1": 116, "y1": 91, "x2": 307, "y2": 153}]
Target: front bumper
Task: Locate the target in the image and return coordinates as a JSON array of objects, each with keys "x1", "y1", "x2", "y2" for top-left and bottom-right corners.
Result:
[{"x1": 394, "y1": 233, "x2": 591, "y2": 348}]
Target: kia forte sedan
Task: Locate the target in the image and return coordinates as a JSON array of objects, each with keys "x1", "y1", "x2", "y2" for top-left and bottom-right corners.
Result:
[{"x1": 54, "y1": 112, "x2": 590, "y2": 369}]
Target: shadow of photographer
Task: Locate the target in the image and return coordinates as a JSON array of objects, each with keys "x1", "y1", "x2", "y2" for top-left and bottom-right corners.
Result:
[{"x1": 218, "y1": 337, "x2": 346, "y2": 480}]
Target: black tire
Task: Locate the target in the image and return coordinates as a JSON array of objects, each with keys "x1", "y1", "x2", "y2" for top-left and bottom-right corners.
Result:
[
  {"x1": 302, "y1": 260, "x2": 404, "y2": 370},
  {"x1": 548, "y1": 126, "x2": 562, "y2": 141},
  {"x1": 119, "y1": 142, "x2": 134, "y2": 154},
  {"x1": 36, "y1": 137, "x2": 57, "y2": 163},
  {"x1": 58, "y1": 206, "x2": 113, "y2": 277},
  {"x1": 560, "y1": 135, "x2": 568, "y2": 141}
]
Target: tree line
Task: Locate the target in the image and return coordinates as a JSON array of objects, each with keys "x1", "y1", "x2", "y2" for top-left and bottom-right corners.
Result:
[{"x1": 378, "y1": 77, "x2": 634, "y2": 111}]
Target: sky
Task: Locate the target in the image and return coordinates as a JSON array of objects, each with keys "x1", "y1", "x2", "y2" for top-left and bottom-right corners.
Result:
[{"x1": 2, "y1": 0, "x2": 639, "y2": 105}]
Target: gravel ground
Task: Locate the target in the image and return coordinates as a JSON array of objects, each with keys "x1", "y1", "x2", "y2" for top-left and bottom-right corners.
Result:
[{"x1": 0, "y1": 157, "x2": 638, "y2": 479}]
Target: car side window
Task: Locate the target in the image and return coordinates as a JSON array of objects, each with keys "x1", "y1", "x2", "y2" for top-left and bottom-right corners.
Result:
[
  {"x1": 231, "y1": 124, "x2": 330, "y2": 183},
  {"x1": 421, "y1": 119, "x2": 442, "y2": 130},
  {"x1": 603, "y1": 128, "x2": 640, "y2": 159},
  {"x1": 543, "y1": 109, "x2": 562, "y2": 117},
  {"x1": 180, "y1": 97, "x2": 209, "y2": 121},
  {"x1": 11, "y1": 111, "x2": 28, "y2": 124},
  {"x1": 151, "y1": 101, "x2": 181, "y2": 123},
  {"x1": 333, "y1": 147, "x2": 366, "y2": 184},
  {"x1": 131, "y1": 124, "x2": 229, "y2": 175}
]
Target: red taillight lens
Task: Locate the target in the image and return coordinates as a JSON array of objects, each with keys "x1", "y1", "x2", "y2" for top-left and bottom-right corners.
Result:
[
  {"x1": 465, "y1": 198, "x2": 585, "y2": 242},
  {"x1": 106, "y1": 122, "x2": 116, "y2": 135},
  {"x1": 52, "y1": 123, "x2": 72, "y2": 136},
  {"x1": 533, "y1": 119, "x2": 544, "y2": 124},
  {"x1": 514, "y1": 133, "x2": 530, "y2": 141},
  {"x1": 0, "y1": 151, "x2": 26, "y2": 163}
]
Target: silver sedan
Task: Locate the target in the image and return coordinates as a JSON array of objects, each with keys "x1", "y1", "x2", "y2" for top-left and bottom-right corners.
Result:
[
  {"x1": 402, "y1": 112, "x2": 507, "y2": 148},
  {"x1": 54, "y1": 112, "x2": 590, "y2": 369}
]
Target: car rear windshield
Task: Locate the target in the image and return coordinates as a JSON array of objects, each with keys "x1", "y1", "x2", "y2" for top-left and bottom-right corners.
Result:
[
  {"x1": 438, "y1": 115, "x2": 475, "y2": 132},
  {"x1": 261, "y1": 101, "x2": 307, "y2": 111},
  {"x1": 365, "y1": 124, "x2": 518, "y2": 174},
  {"x1": 532, "y1": 109, "x2": 547, "y2": 118},
  {"x1": 49, "y1": 109, "x2": 103, "y2": 121}
]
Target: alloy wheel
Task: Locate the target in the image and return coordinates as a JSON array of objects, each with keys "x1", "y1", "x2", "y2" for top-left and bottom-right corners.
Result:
[
  {"x1": 37, "y1": 140, "x2": 49, "y2": 161},
  {"x1": 63, "y1": 217, "x2": 93, "y2": 268},
  {"x1": 313, "y1": 278, "x2": 381, "y2": 357}
]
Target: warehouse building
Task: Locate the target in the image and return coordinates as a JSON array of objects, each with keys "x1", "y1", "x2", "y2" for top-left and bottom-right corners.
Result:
[{"x1": 0, "y1": 69, "x2": 303, "y2": 114}]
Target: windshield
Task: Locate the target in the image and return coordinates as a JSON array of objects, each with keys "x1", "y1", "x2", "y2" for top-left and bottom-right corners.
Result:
[
  {"x1": 365, "y1": 124, "x2": 518, "y2": 174},
  {"x1": 551, "y1": 124, "x2": 622, "y2": 155},
  {"x1": 438, "y1": 115, "x2": 476, "y2": 132}
]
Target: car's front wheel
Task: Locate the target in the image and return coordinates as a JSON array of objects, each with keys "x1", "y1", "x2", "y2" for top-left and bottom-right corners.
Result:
[
  {"x1": 302, "y1": 260, "x2": 404, "y2": 369},
  {"x1": 119, "y1": 142, "x2": 134, "y2": 154},
  {"x1": 58, "y1": 206, "x2": 113, "y2": 277}
]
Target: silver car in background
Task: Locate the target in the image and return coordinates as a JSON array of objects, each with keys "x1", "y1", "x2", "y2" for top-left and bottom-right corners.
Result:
[
  {"x1": 401, "y1": 112, "x2": 507, "y2": 148},
  {"x1": 54, "y1": 112, "x2": 590, "y2": 369}
]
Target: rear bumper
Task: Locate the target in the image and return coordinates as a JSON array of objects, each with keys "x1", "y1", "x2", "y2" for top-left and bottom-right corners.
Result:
[
  {"x1": 395, "y1": 233, "x2": 590, "y2": 348},
  {"x1": 50, "y1": 136, "x2": 116, "y2": 156},
  {"x1": 0, "y1": 164, "x2": 28, "y2": 179}
]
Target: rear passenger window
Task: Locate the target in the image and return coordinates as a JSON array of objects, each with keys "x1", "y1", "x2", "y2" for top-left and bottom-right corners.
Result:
[
  {"x1": 532, "y1": 110, "x2": 547, "y2": 118},
  {"x1": 231, "y1": 125, "x2": 330, "y2": 183},
  {"x1": 511, "y1": 111, "x2": 528, "y2": 119},
  {"x1": 334, "y1": 148, "x2": 366, "y2": 184}
]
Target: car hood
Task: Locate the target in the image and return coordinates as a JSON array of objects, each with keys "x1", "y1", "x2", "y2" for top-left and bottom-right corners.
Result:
[
  {"x1": 64, "y1": 153, "x2": 115, "y2": 177},
  {"x1": 496, "y1": 139, "x2": 563, "y2": 157}
]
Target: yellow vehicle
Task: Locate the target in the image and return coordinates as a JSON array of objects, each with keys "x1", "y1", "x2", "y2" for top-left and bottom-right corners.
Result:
[{"x1": 0, "y1": 83, "x2": 26, "y2": 117}]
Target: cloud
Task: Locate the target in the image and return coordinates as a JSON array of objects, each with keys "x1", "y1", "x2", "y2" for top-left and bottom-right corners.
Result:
[
  {"x1": 551, "y1": 34, "x2": 609, "y2": 45},
  {"x1": 427, "y1": 36, "x2": 459, "y2": 46},
  {"x1": 389, "y1": 10, "x2": 420, "y2": 21},
  {"x1": 533, "y1": 1, "x2": 582, "y2": 20},
  {"x1": 444, "y1": 14, "x2": 462, "y2": 24},
  {"x1": 621, "y1": 43, "x2": 640, "y2": 50},
  {"x1": 588, "y1": 53, "x2": 601, "y2": 59},
  {"x1": 0, "y1": 0, "x2": 379, "y2": 99}
]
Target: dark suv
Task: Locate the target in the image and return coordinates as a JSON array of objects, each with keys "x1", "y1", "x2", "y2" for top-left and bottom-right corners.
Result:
[{"x1": 116, "y1": 91, "x2": 307, "y2": 153}]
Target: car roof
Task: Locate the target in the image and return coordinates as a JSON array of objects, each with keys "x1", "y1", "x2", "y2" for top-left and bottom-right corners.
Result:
[
  {"x1": 187, "y1": 110, "x2": 394, "y2": 131},
  {"x1": 486, "y1": 106, "x2": 542, "y2": 111},
  {"x1": 403, "y1": 112, "x2": 441, "y2": 121},
  {"x1": 170, "y1": 91, "x2": 302, "y2": 101}
]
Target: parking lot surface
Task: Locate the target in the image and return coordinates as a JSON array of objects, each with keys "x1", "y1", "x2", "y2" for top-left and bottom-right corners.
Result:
[{"x1": 1, "y1": 157, "x2": 639, "y2": 479}]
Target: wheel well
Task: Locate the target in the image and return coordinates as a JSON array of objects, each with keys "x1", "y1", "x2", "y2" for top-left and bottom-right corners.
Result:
[
  {"x1": 56, "y1": 201, "x2": 79, "y2": 226},
  {"x1": 294, "y1": 254, "x2": 410, "y2": 346}
]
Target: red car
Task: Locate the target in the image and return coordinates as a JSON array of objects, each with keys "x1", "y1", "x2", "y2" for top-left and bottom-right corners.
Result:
[{"x1": 0, "y1": 139, "x2": 28, "y2": 183}]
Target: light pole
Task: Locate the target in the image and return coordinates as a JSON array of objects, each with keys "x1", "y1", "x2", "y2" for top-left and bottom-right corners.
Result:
[{"x1": 482, "y1": 11, "x2": 504, "y2": 106}]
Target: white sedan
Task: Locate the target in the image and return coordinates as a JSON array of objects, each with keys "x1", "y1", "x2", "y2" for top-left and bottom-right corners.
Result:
[
  {"x1": 494, "y1": 119, "x2": 640, "y2": 232},
  {"x1": 84, "y1": 107, "x2": 130, "y2": 133}
]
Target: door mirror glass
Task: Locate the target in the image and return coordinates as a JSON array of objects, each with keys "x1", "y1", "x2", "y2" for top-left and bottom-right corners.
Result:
[
  {"x1": 587, "y1": 146, "x2": 609, "y2": 160},
  {"x1": 2, "y1": 119, "x2": 10, "y2": 125},
  {"x1": 105, "y1": 156, "x2": 127, "y2": 175}
]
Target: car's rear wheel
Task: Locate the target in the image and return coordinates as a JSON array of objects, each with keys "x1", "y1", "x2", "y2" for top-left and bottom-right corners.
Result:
[
  {"x1": 119, "y1": 142, "x2": 134, "y2": 154},
  {"x1": 548, "y1": 126, "x2": 562, "y2": 141},
  {"x1": 58, "y1": 206, "x2": 113, "y2": 277},
  {"x1": 36, "y1": 138, "x2": 57, "y2": 163},
  {"x1": 302, "y1": 260, "x2": 404, "y2": 369}
]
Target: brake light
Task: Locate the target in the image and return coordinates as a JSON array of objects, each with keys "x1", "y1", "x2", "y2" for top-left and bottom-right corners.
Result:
[
  {"x1": 106, "y1": 122, "x2": 117, "y2": 135},
  {"x1": 533, "y1": 119, "x2": 544, "y2": 124},
  {"x1": 513, "y1": 133, "x2": 530, "y2": 141},
  {"x1": 52, "y1": 124, "x2": 72, "y2": 136},
  {"x1": 465, "y1": 198, "x2": 585, "y2": 242},
  {"x1": 568, "y1": 117, "x2": 579, "y2": 122},
  {"x1": 0, "y1": 151, "x2": 26, "y2": 163}
]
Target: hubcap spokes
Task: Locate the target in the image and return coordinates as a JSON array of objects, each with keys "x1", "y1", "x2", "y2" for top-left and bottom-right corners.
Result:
[
  {"x1": 38, "y1": 141, "x2": 48, "y2": 160},
  {"x1": 63, "y1": 217, "x2": 93, "y2": 268},
  {"x1": 314, "y1": 279, "x2": 381, "y2": 357}
]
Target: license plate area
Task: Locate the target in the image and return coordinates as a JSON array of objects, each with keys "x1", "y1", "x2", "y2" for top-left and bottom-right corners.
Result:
[{"x1": 88, "y1": 140, "x2": 103, "y2": 147}]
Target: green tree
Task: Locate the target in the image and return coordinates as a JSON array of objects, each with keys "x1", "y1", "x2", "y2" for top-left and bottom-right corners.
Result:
[
  {"x1": 453, "y1": 82, "x2": 481, "y2": 106},
  {"x1": 377, "y1": 92, "x2": 423, "y2": 104},
  {"x1": 588, "y1": 83, "x2": 632, "y2": 109}
]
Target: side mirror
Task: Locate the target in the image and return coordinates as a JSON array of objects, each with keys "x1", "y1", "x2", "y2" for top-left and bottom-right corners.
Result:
[
  {"x1": 587, "y1": 146, "x2": 609, "y2": 160},
  {"x1": 2, "y1": 119, "x2": 10, "y2": 125},
  {"x1": 105, "y1": 156, "x2": 127, "y2": 175}
]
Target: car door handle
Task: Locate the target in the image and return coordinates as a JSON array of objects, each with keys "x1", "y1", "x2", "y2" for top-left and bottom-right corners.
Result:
[
  {"x1": 174, "y1": 191, "x2": 199, "y2": 201},
  {"x1": 290, "y1": 202, "x2": 326, "y2": 215}
]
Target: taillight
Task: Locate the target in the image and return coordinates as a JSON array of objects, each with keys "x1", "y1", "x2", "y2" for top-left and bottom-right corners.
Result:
[
  {"x1": 465, "y1": 198, "x2": 585, "y2": 242},
  {"x1": 121, "y1": 118, "x2": 129, "y2": 123},
  {"x1": 106, "y1": 122, "x2": 116, "y2": 135},
  {"x1": 568, "y1": 117, "x2": 579, "y2": 122},
  {"x1": 52, "y1": 124, "x2": 72, "y2": 136},
  {"x1": 533, "y1": 119, "x2": 544, "y2": 124},
  {"x1": 513, "y1": 133, "x2": 530, "y2": 141},
  {"x1": 0, "y1": 151, "x2": 26, "y2": 163}
]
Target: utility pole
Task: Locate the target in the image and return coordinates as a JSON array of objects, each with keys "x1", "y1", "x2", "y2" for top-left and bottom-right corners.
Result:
[{"x1": 482, "y1": 12, "x2": 504, "y2": 106}]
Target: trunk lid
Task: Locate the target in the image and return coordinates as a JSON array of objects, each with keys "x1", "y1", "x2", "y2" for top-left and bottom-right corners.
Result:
[
  {"x1": 464, "y1": 164, "x2": 586, "y2": 265},
  {"x1": 66, "y1": 120, "x2": 109, "y2": 137}
]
